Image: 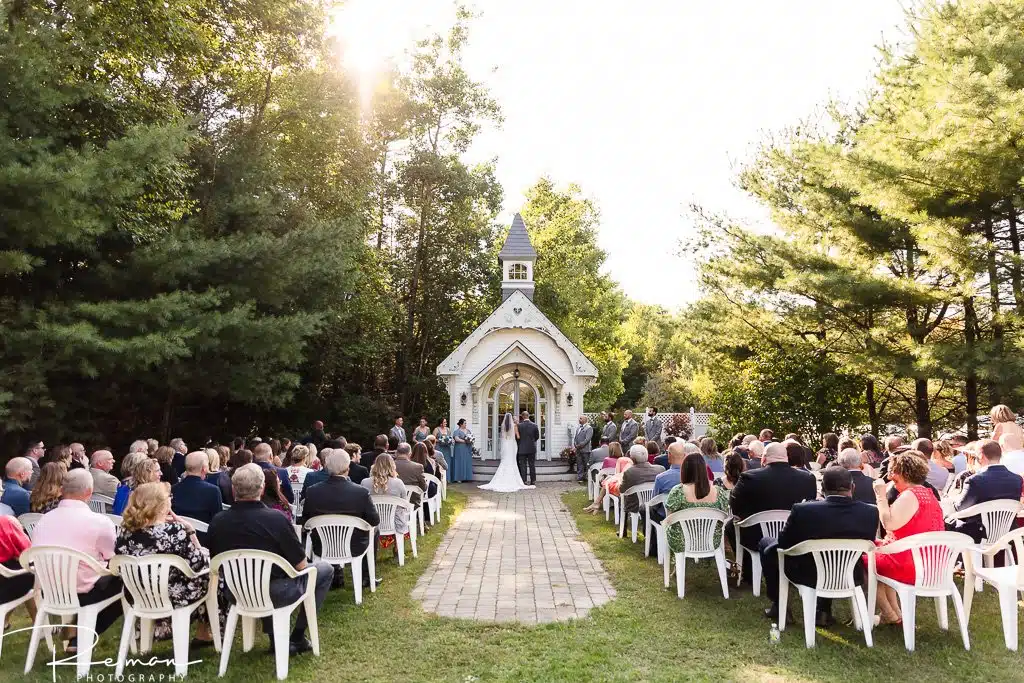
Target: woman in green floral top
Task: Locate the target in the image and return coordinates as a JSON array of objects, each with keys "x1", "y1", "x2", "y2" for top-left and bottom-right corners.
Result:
[{"x1": 665, "y1": 453, "x2": 730, "y2": 554}]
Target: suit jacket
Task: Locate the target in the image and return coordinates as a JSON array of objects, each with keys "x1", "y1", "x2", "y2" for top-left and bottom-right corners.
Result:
[
  {"x1": 730, "y1": 463, "x2": 817, "y2": 549},
  {"x1": 26, "y1": 458, "x2": 40, "y2": 491},
  {"x1": 172, "y1": 451, "x2": 187, "y2": 480},
  {"x1": 300, "y1": 476, "x2": 380, "y2": 556},
  {"x1": 955, "y1": 464, "x2": 1024, "y2": 529},
  {"x1": 300, "y1": 470, "x2": 330, "y2": 501},
  {"x1": 573, "y1": 423, "x2": 594, "y2": 453},
  {"x1": 776, "y1": 496, "x2": 879, "y2": 588},
  {"x1": 517, "y1": 421, "x2": 539, "y2": 455},
  {"x1": 653, "y1": 454, "x2": 669, "y2": 470},
  {"x1": 389, "y1": 425, "x2": 407, "y2": 444},
  {"x1": 171, "y1": 475, "x2": 224, "y2": 524},
  {"x1": 395, "y1": 457, "x2": 426, "y2": 504},
  {"x1": 619, "y1": 419, "x2": 639, "y2": 445},
  {"x1": 848, "y1": 470, "x2": 876, "y2": 505},
  {"x1": 348, "y1": 462, "x2": 369, "y2": 487},
  {"x1": 620, "y1": 462, "x2": 665, "y2": 513},
  {"x1": 257, "y1": 461, "x2": 294, "y2": 503},
  {"x1": 90, "y1": 468, "x2": 120, "y2": 499},
  {"x1": 589, "y1": 446, "x2": 610, "y2": 467},
  {"x1": 643, "y1": 416, "x2": 663, "y2": 444},
  {"x1": 602, "y1": 421, "x2": 617, "y2": 441},
  {"x1": 362, "y1": 449, "x2": 386, "y2": 471}
]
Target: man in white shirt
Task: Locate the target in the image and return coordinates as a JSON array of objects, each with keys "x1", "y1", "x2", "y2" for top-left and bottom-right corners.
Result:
[{"x1": 998, "y1": 433, "x2": 1024, "y2": 476}]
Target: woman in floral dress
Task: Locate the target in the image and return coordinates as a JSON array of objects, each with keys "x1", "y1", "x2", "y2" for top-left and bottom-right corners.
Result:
[{"x1": 665, "y1": 453, "x2": 730, "y2": 554}]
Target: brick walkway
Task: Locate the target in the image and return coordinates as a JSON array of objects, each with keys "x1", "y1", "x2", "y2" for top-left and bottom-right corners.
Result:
[{"x1": 411, "y1": 483, "x2": 616, "y2": 624}]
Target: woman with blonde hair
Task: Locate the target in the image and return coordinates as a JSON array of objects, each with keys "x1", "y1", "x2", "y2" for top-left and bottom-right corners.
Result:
[
  {"x1": 360, "y1": 454, "x2": 409, "y2": 548},
  {"x1": 306, "y1": 442, "x2": 321, "y2": 471},
  {"x1": 286, "y1": 444, "x2": 313, "y2": 486},
  {"x1": 153, "y1": 446, "x2": 178, "y2": 486},
  {"x1": 30, "y1": 462, "x2": 66, "y2": 513},
  {"x1": 121, "y1": 451, "x2": 146, "y2": 482},
  {"x1": 990, "y1": 404, "x2": 1024, "y2": 443},
  {"x1": 113, "y1": 457, "x2": 161, "y2": 515},
  {"x1": 116, "y1": 482, "x2": 219, "y2": 644},
  {"x1": 932, "y1": 439, "x2": 956, "y2": 474}
]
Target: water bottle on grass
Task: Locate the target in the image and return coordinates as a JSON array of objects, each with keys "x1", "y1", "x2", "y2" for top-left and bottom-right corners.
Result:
[{"x1": 769, "y1": 622, "x2": 781, "y2": 645}]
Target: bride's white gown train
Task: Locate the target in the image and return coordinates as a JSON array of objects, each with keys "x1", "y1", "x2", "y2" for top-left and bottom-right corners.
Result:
[{"x1": 479, "y1": 429, "x2": 535, "y2": 492}]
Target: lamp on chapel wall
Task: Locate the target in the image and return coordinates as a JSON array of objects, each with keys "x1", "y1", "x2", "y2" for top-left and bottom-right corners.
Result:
[
  {"x1": 460, "y1": 392, "x2": 467, "y2": 406},
  {"x1": 566, "y1": 392, "x2": 574, "y2": 407},
  {"x1": 513, "y1": 366, "x2": 520, "y2": 380}
]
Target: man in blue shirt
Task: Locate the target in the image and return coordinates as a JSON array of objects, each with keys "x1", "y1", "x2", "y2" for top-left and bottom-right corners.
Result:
[
  {"x1": 171, "y1": 451, "x2": 224, "y2": 525},
  {"x1": 1, "y1": 457, "x2": 33, "y2": 516},
  {"x1": 253, "y1": 442, "x2": 294, "y2": 504}
]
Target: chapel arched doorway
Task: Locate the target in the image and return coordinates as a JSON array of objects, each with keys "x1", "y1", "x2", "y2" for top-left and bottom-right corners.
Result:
[{"x1": 486, "y1": 366, "x2": 549, "y2": 459}]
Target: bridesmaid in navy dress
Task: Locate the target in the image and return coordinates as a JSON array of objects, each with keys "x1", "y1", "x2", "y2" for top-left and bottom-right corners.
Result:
[{"x1": 451, "y1": 419, "x2": 474, "y2": 483}]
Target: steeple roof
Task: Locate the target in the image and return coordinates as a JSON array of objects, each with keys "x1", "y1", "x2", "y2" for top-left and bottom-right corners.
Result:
[{"x1": 498, "y1": 213, "x2": 537, "y2": 261}]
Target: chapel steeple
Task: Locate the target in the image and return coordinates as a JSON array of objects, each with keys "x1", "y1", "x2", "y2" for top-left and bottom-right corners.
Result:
[{"x1": 498, "y1": 213, "x2": 537, "y2": 301}]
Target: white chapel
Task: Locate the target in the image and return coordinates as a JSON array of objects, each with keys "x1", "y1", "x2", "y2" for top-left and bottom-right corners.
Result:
[{"x1": 437, "y1": 213, "x2": 599, "y2": 460}]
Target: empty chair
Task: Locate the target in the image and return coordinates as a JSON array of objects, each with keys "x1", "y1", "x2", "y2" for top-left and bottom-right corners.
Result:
[
  {"x1": 88, "y1": 494, "x2": 115, "y2": 514},
  {"x1": 405, "y1": 485, "x2": 427, "y2": 535},
  {"x1": 587, "y1": 463, "x2": 603, "y2": 500},
  {"x1": 947, "y1": 499, "x2": 1022, "y2": 591},
  {"x1": 619, "y1": 483, "x2": 655, "y2": 541},
  {"x1": 21, "y1": 546, "x2": 123, "y2": 679},
  {"x1": 16, "y1": 513, "x2": 42, "y2": 539},
  {"x1": 109, "y1": 554, "x2": 218, "y2": 677},
  {"x1": 963, "y1": 527, "x2": 1024, "y2": 650},
  {"x1": 372, "y1": 495, "x2": 418, "y2": 566},
  {"x1": 644, "y1": 494, "x2": 668, "y2": 563},
  {"x1": 867, "y1": 530, "x2": 973, "y2": 652},
  {"x1": 422, "y1": 474, "x2": 443, "y2": 525},
  {"x1": 778, "y1": 539, "x2": 875, "y2": 648},
  {"x1": 663, "y1": 507, "x2": 730, "y2": 599},
  {"x1": 735, "y1": 510, "x2": 791, "y2": 596},
  {"x1": 213, "y1": 550, "x2": 321, "y2": 681},
  {"x1": 303, "y1": 515, "x2": 377, "y2": 605}
]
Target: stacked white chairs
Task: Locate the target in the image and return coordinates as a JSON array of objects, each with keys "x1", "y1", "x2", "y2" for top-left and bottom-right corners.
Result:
[
  {"x1": 303, "y1": 515, "x2": 377, "y2": 605},
  {"x1": 372, "y1": 495, "x2": 418, "y2": 566},
  {"x1": 643, "y1": 494, "x2": 668, "y2": 563},
  {"x1": 587, "y1": 463, "x2": 603, "y2": 500},
  {"x1": 778, "y1": 539, "x2": 875, "y2": 648},
  {"x1": 867, "y1": 530, "x2": 973, "y2": 652},
  {"x1": 0, "y1": 562, "x2": 41, "y2": 662},
  {"x1": 963, "y1": 527, "x2": 1024, "y2": 650},
  {"x1": 406, "y1": 485, "x2": 427, "y2": 535},
  {"x1": 88, "y1": 494, "x2": 114, "y2": 514},
  {"x1": 619, "y1": 483, "x2": 655, "y2": 542},
  {"x1": 16, "y1": 513, "x2": 42, "y2": 539},
  {"x1": 423, "y1": 474, "x2": 444, "y2": 525},
  {"x1": 109, "y1": 553, "x2": 219, "y2": 677},
  {"x1": 663, "y1": 508, "x2": 731, "y2": 599},
  {"x1": 213, "y1": 549, "x2": 321, "y2": 681},
  {"x1": 21, "y1": 545, "x2": 122, "y2": 678},
  {"x1": 947, "y1": 500, "x2": 1022, "y2": 591},
  {"x1": 735, "y1": 510, "x2": 791, "y2": 596}
]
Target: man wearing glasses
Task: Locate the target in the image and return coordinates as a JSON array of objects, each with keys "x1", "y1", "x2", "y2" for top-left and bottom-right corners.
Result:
[{"x1": 23, "y1": 439, "x2": 44, "y2": 490}]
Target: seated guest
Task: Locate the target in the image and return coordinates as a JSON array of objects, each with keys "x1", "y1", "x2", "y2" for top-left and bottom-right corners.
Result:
[
  {"x1": 345, "y1": 444, "x2": 370, "y2": 488},
  {"x1": 0, "y1": 514, "x2": 33, "y2": 610},
  {"x1": 425, "y1": 436, "x2": 448, "y2": 475},
  {"x1": 665, "y1": 452, "x2": 730, "y2": 558},
  {"x1": 998, "y1": 433, "x2": 1024, "y2": 476},
  {"x1": 30, "y1": 462, "x2": 66, "y2": 514},
  {"x1": 217, "y1": 449, "x2": 253, "y2": 505},
  {"x1": 89, "y1": 450, "x2": 120, "y2": 498},
  {"x1": 932, "y1": 439, "x2": 957, "y2": 475},
  {"x1": 154, "y1": 446, "x2": 179, "y2": 486},
  {"x1": 720, "y1": 450, "x2": 746, "y2": 491},
  {"x1": 912, "y1": 438, "x2": 948, "y2": 491},
  {"x1": 584, "y1": 453, "x2": 633, "y2": 514},
  {"x1": 860, "y1": 433, "x2": 884, "y2": 468},
  {"x1": 784, "y1": 440, "x2": 807, "y2": 470},
  {"x1": 948, "y1": 439, "x2": 1024, "y2": 542},
  {"x1": 816, "y1": 432, "x2": 840, "y2": 467},
  {"x1": 730, "y1": 442, "x2": 817, "y2": 585},
  {"x1": 590, "y1": 437, "x2": 611, "y2": 467},
  {"x1": 620, "y1": 444, "x2": 665, "y2": 519},
  {"x1": 836, "y1": 448, "x2": 876, "y2": 504},
  {"x1": 759, "y1": 468, "x2": 879, "y2": 624},
  {"x1": 361, "y1": 454, "x2": 409, "y2": 539},
  {"x1": 872, "y1": 452, "x2": 944, "y2": 624},
  {"x1": 884, "y1": 450, "x2": 942, "y2": 504},
  {"x1": 602, "y1": 442, "x2": 624, "y2": 470},
  {"x1": 286, "y1": 445, "x2": 314, "y2": 489},
  {"x1": 169, "y1": 438, "x2": 188, "y2": 479},
  {"x1": 644, "y1": 441, "x2": 660, "y2": 465},
  {"x1": 654, "y1": 442, "x2": 686, "y2": 501},
  {"x1": 32, "y1": 469, "x2": 121, "y2": 653},
  {"x1": 701, "y1": 437, "x2": 724, "y2": 474},
  {"x1": 204, "y1": 447, "x2": 224, "y2": 485},
  {"x1": 410, "y1": 442, "x2": 438, "y2": 500},
  {"x1": 113, "y1": 457, "x2": 161, "y2": 515},
  {"x1": 116, "y1": 482, "x2": 219, "y2": 644},
  {"x1": 1, "y1": 457, "x2": 33, "y2": 516},
  {"x1": 362, "y1": 435, "x2": 389, "y2": 471},
  {"x1": 171, "y1": 451, "x2": 224, "y2": 524},
  {"x1": 207, "y1": 464, "x2": 333, "y2": 655},
  {"x1": 301, "y1": 450, "x2": 381, "y2": 589},
  {"x1": 261, "y1": 469, "x2": 294, "y2": 522},
  {"x1": 394, "y1": 443, "x2": 427, "y2": 507},
  {"x1": 655, "y1": 437, "x2": 678, "y2": 469},
  {"x1": 745, "y1": 440, "x2": 765, "y2": 470},
  {"x1": 299, "y1": 444, "x2": 341, "y2": 500},
  {"x1": 253, "y1": 443, "x2": 294, "y2": 504}
]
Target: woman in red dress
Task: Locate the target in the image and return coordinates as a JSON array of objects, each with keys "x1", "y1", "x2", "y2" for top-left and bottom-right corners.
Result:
[{"x1": 870, "y1": 452, "x2": 944, "y2": 624}]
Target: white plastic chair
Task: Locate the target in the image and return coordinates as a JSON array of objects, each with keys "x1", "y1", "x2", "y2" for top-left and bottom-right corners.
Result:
[
  {"x1": 212, "y1": 549, "x2": 321, "y2": 680},
  {"x1": 587, "y1": 463, "x2": 603, "y2": 500},
  {"x1": 964, "y1": 527, "x2": 1024, "y2": 650},
  {"x1": 867, "y1": 530, "x2": 973, "y2": 652},
  {"x1": 619, "y1": 483, "x2": 655, "y2": 541},
  {"x1": 734, "y1": 510, "x2": 791, "y2": 596},
  {"x1": 947, "y1": 499, "x2": 1022, "y2": 591},
  {"x1": 105, "y1": 513, "x2": 123, "y2": 533},
  {"x1": 16, "y1": 513, "x2": 42, "y2": 539},
  {"x1": 109, "y1": 553, "x2": 218, "y2": 677},
  {"x1": 372, "y1": 495, "x2": 418, "y2": 566},
  {"x1": 644, "y1": 494, "x2": 668, "y2": 563},
  {"x1": 88, "y1": 494, "x2": 115, "y2": 514},
  {"x1": 406, "y1": 485, "x2": 427, "y2": 535},
  {"x1": 0, "y1": 562, "x2": 41, "y2": 662},
  {"x1": 663, "y1": 508, "x2": 730, "y2": 599},
  {"x1": 422, "y1": 475, "x2": 443, "y2": 525},
  {"x1": 778, "y1": 539, "x2": 875, "y2": 648},
  {"x1": 177, "y1": 516, "x2": 210, "y2": 533},
  {"x1": 20, "y1": 545, "x2": 122, "y2": 678},
  {"x1": 438, "y1": 471, "x2": 448, "y2": 501},
  {"x1": 303, "y1": 515, "x2": 377, "y2": 605}
]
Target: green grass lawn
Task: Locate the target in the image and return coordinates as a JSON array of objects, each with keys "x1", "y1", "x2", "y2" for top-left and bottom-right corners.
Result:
[{"x1": 1, "y1": 487, "x2": 1021, "y2": 682}]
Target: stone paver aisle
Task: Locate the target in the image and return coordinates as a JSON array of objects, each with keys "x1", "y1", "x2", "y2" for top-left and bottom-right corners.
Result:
[{"x1": 411, "y1": 483, "x2": 616, "y2": 624}]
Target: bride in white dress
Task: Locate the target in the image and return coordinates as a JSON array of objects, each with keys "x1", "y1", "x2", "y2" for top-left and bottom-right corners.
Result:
[{"x1": 479, "y1": 412, "x2": 535, "y2": 492}]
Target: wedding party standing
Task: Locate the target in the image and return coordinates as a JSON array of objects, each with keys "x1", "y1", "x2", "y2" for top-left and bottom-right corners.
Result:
[
  {"x1": 451, "y1": 419, "x2": 474, "y2": 483},
  {"x1": 618, "y1": 410, "x2": 639, "y2": 446},
  {"x1": 433, "y1": 419, "x2": 454, "y2": 482},
  {"x1": 412, "y1": 418, "x2": 431, "y2": 444}
]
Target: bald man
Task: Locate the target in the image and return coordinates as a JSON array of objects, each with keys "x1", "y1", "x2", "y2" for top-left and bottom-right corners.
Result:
[
  {"x1": 171, "y1": 451, "x2": 224, "y2": 525},
  {"x1": 89, "y1": 450, "x2": 120, "y2": 498}
]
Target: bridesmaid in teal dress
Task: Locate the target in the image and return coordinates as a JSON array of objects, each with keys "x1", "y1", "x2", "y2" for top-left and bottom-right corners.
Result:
[
  {"x1": 451, "y1": 419, "x2": 474, "y2": 483},
  {"x1": 413, "y1": 417, "x2": 431, "y2": 444},
  {"x1": 434, "y1": 418, "x2": 454, "y2": 482}
]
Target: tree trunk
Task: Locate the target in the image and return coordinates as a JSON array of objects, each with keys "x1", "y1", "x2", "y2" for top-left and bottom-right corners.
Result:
[
  {"x1": 160, "y1": 387, "x2": 174, "y2": 443},
  {"x1": 865, "y1": 379, "x2": 879, "y2": 436},
  {"x1": 964, "y1": 296, "x2": 979, "y2": 440},
  {"x1": 983, "y1": 215, "x2": 1004, "y2": 404},
  {"x1": 1007, "y1": 205, "x2": 1024, "y2": 314},
  {"x1": 914, "y1": 378, "x2": 932, "y2": 439}
]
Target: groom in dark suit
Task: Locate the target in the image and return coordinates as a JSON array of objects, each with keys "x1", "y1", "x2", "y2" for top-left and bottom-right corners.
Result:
[{"x1": 516, "y1": 411, "x2": 540, "y2": 485}]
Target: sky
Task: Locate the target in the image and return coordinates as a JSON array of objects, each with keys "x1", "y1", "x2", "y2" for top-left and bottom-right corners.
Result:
[{"x1": 332, "y1": 1, "x2": 910, "y2": 310}]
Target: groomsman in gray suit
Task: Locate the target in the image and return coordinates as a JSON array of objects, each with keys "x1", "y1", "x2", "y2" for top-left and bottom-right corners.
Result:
[
  {"x1": 573, "y1": 415, "x2": 594, "y2": 483},
  {"x1": 389, "y1": 416, "x2": 407, "y2": 446},
  {"x1": 619, "y1": 410, "x2": 639, "y2": 446},
  {"x1": 643, "y1": 408, "x2": 664, "y2": 448},
  {"x1": 601, "y1": 412, "x2": 617, "y2": 443}
]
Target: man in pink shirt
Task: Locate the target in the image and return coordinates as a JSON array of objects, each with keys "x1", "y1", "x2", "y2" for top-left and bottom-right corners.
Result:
[{"x1": 32, "y1": 469, "x2": 122, "y2": 650}]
